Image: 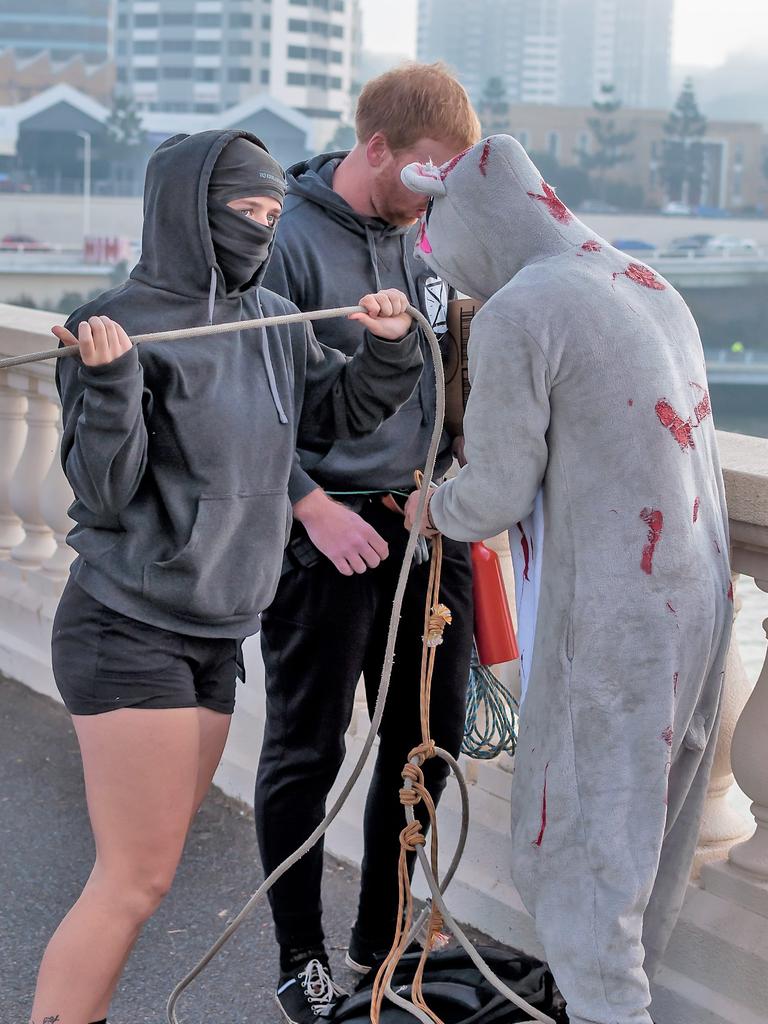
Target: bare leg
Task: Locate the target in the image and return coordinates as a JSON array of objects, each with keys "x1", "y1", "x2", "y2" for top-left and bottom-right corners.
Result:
[{"x1": 29, "y1": 707, "x2": 210, "y2": 1024}]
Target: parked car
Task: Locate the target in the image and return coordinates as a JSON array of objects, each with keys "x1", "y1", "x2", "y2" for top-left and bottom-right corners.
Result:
[
  {"x1": 661, "y1": 201, "x2": 692, "y2": 216},
  {"x1": 658, "y1": 234, "x2": 714, "y2": 257},
  {"x1": 612, "y1": 238, "x2": 656, "y2": 253},
  {"x1": 703, "y1": 235, "x2": 759, "y2": 256},
  {"x1": 0, "y1": 234, "x2": 52, "y2": 251}
]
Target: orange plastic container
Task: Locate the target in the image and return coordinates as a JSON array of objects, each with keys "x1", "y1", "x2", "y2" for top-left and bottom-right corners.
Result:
[{"x1": 470, "y1": 541, "x2": 519, "y2": 666}]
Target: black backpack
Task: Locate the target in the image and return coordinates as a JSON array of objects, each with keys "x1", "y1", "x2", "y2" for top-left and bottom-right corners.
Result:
[{"x1": 332, "y1": 946, "x2": 568, "y2": 1024}]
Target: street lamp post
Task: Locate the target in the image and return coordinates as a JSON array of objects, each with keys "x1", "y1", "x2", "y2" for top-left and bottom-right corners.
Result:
[{"x1": 76, "y1": 130, "x2": 92, "y2": 243}]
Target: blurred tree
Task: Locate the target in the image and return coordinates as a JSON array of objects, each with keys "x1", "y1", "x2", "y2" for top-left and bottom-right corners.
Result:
[
  {"x1": 105, "y1": 93, "x2": 146, "y2": 153},
  {"x1": 528, "y1": 151, "x2": 593, "y2": 209},
  {"x1": 660, "y1": 78, "x2": 707, "y2": 205},
  {"x1": 577, "y1": 83, "x2": 636, "y2": 201},
  {"x1": 479, "y1": 76, "x2": 511, "y2": 136}
]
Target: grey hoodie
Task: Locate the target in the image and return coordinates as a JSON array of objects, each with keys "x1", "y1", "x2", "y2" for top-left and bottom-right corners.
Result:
[
  {"x1": 403, "y1": 137, "x2": 731, "y2": 1024},
  {"x1": 56, "y1": 130, "x2": 422, "y2": 639},
  {"x1": 262, "y1": 152, "x2": 453, "y2": 501}
]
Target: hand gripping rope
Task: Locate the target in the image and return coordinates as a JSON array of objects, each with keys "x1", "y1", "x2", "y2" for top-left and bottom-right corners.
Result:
[{"x1": 1, "y1": 305, "x2": 553, "y2": 1024}]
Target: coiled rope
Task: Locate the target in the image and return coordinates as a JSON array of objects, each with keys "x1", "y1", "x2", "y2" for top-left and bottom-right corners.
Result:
[
  {"x1": 462, "y1": 646, "x2": 519, "y2": 760},
  {"x1": 2, "y1": 304, "x2": 552, "y2": 1024}
]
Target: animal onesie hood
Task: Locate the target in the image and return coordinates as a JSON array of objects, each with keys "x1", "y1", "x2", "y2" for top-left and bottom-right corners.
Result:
[
  {"x1": 402, "y1": 136, "x2": 731, "y2": 1024},
  {"x1": 55, "y1": 130, "x2": 422, "y2": 639}
]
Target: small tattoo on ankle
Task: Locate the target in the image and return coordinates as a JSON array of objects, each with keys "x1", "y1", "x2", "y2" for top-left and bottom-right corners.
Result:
[{"x1": 42, "y1": 1016, "x2": 62, "y2": 1024}]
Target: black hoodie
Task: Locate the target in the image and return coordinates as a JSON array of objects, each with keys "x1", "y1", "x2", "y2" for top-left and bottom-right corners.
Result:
[
  {"x1": 56, "y1": 130, "x2": 422, "y2": 638},
  {"x1": 263, "y1": 152, "x2": 453, "y2": 502}
]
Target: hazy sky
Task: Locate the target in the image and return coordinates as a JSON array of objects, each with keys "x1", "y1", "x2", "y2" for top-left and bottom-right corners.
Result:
[{"x1": 359, "y1": 0, "x2": 768, "y2": 68}]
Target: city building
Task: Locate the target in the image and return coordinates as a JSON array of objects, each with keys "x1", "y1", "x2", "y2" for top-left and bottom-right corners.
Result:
[
  {"x1": 417, "y1": 0, "x2": 673, "y2": 109},
  {"x1": 483, "y1": 101, "x2": 767, "y2": 212},
  {"x1": 0, "y1": 84, "x2": 313, "y2": 195},
  {"x1": 115, "y1": 0, "x2": 361, "y2": 146},
  {"x1": 0, "y1": 1, "x2": 112, "y2": 66},
  {"x1": 560, "y1": 0, "x2": 673, "y2": 109},
  {"x1": 0, "y1": 50, "x2": 115, "y2": 107}
]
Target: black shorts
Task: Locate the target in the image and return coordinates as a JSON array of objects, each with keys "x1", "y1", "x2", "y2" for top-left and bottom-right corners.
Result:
[{"x1": 52, "y1": 577, "x2": 239, "y2": 716}]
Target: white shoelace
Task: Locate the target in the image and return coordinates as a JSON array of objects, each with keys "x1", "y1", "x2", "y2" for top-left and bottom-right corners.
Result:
[{"x1": 299, "y1": 959, "x2": 346, "y2": 1017}]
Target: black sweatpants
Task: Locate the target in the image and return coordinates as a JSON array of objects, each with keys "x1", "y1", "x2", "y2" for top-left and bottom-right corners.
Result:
[{"x1": 255, "y1": 498, "x2": 473, "y2": 952}]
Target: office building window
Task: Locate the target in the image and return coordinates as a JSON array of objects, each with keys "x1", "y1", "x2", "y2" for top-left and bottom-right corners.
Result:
[
  {"x1": 196, "y1": 40, "x2": 221, "y2": 53},
  {"x1": 196, "y1": 13, "x2": 221, "y2": 27},
  {"x1": 288, "y1": 45, "x2": 308, "y2": 58},
  {"x1": 228, "y1": 67, "x2": 251, "y2": 82},
  {"x1": 229, "y1": 40, "x2": 252, "y2": 54},
  {"x1": 163, "y1": 67, "x2": 192, "y2": 79},
  {"x1": 287, "y1": 71, "x2": 308, "y2": 85},
  {"x1": 230, "y1": 12, "x2": 253, "y2": 27},
  {"x1": 134, "y1": 67, "x2": 158, "y2": 80},
  {"x1": 261, "y1": 40, "x2": 271, "y2": 56},
  {"x1": 162, "y1": 12, "x2": 193, "y2": 25},
  {"x1": 134, "y1": 14, "x2": 158, "y2": 27},
  {"x1": 261, "y1": 14, "x2": 271, "y2": 28},
  {"x1": 289, "y1": 19, "x2": 308, "y2": 31},
  {"x1": 133, "y1": 40, "x2": 157, "y2": 54},
  {"x1": 261, "y1": 69, "x2": 270, "y2": 83},
  {"x1": 195, "y1": 67, "x2": 219, "y2": 81}
]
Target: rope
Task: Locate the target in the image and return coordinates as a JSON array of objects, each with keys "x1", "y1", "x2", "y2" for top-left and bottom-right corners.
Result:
[
  {"x1": 0, "y1": 305, "x2": 366, "y2": 370},
  {"x1": 462, "y1": 644, "x2": 519, "y2": 760}
]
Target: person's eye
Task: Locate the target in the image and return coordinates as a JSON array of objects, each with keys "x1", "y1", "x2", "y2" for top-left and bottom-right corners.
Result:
[{"x1": 267, "y1": 213, "x2": 276, "y2": 227}]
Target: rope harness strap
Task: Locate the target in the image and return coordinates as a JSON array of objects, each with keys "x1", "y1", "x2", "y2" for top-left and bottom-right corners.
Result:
[{"x1": 1, "y1": 303, "x2": 551, "y2": 1024}]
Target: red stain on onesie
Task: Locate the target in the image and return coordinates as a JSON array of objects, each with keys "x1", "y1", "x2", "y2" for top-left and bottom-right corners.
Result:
[
  {"x1": 655, "y1": 399, "x2": 695, "y2": 450},
  {"x1": 533, "y1": 762, "x2": 550, "y2": 848},
  {"x1": 693, "y1": 497, "x2": 700, "y2": 522},
  {"x1": 478, "y1": 139, "x2": 492, "y2": 176},
  {"x1": 527, "y1": 181, "x2": 572, "y2": 223},
  {"x1": 640, "y1": 508, "x2": 663, "y2": 574},
  {"x1": 517, "y1": 523, "x2": 531, "y2": 581},
  {"x1": 613, "y1": 263, "x2": 665, "y2": 290}
]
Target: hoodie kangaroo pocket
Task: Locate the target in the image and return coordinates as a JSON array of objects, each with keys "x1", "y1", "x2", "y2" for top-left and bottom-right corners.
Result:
[{"x1": 144, "y1": 491, "x2": 288, "y2": 623}]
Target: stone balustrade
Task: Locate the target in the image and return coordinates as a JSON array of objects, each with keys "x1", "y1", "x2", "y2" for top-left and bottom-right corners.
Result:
[{"x1": 1, "y1": 302, "x2": 767, "y2": 1024}]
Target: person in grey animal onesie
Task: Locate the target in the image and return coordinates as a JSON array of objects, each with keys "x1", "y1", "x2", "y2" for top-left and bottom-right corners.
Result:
[{"x1": 401, "y1": 135, "x2": 732, "y2": 1024}]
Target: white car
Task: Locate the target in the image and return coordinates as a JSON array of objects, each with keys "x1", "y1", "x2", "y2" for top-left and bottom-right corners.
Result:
[
  {"x1": 704, "y1": 235, "x2": 759, "y2": 256},
  {"x1": 661, "y1": 201, "x2": 692, "y2": 216}
]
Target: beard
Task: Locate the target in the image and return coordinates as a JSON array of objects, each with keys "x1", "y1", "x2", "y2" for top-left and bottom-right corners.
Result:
[{"x1": 370, "y1": 175, "x2": 424, "y2": 228}]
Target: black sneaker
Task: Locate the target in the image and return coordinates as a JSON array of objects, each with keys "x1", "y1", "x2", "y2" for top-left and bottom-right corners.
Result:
[
  {"x1": 344, "y1": 935, "x2": 423, "y2": 975},
  {"x1": 275, "y1": 958, "x2": 347, "y2": 1022}
]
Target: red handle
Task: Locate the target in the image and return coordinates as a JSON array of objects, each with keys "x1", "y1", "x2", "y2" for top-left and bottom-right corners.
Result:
[{"x1": 471, "y1": 541, "x2": 519, "y2": 666}]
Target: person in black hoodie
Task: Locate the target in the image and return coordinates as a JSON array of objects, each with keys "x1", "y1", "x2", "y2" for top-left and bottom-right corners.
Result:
[
  {"x1": 255, "y1": 64, "x2": 482, "y2": 1023},
  {"x1": 28, "y1": 130, "x2": 422, "y2": 1024}
]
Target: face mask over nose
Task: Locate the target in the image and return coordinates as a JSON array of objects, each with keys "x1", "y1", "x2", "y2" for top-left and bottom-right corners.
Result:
[{"x1": 207, "y1": 137, "x2": 286, "y2": 292}]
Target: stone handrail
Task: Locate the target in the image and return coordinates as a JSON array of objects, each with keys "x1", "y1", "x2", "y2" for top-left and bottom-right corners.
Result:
[{"x1": 1, "y1": 303, "x2": 767, "y2": 1023}]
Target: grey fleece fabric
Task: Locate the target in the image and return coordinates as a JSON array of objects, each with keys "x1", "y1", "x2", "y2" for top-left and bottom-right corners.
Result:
[
  {"x1": 56, "y1": 130, "x2": 422, "y2": 639},
  {"x1": 402, "y1": 136, "x2": 731, "y2": 1024},
  {"x1": 262, "y1": 152, "x2": 453, "y2": 502}
]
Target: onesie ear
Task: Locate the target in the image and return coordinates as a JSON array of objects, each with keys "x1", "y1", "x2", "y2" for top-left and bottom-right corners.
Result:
[{"x1": 400, "y1": 161, "x2": 447, "y2": 197}]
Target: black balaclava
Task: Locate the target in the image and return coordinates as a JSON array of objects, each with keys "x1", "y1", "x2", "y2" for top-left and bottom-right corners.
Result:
[{"x1": 207, "y1": 136, "x2": 286, "y2": 292}]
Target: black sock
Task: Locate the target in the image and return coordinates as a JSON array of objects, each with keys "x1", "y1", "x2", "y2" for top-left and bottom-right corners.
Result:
[
  {"x1": 279, "y1": 944, "x2": 329, "y2": 978},
  {"x1": 90, "y1": 1019, "x2": 107, "y2": 1023}
]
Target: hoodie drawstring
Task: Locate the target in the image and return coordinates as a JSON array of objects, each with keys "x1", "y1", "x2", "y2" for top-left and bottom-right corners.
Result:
[
  {"x1": 256, "y1": 289, "x2": 289, "y2": 425},
  {"x1": 400, "y1": 235, "x2": 432, "y2": 427},
  {"x1": 207, "y1": 267, "x2": 217, "y2": 326},
  {"x1": 365, "y1": 225, "x2": 383, "y2": 292}
]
